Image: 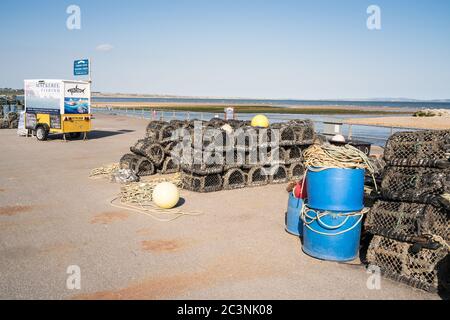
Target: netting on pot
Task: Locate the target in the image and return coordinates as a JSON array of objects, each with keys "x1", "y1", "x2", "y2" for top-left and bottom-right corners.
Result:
[
  {"x1": 282, "y1": 145, "x2": 303, "y2": 164},
  {"x1": 145, "y1": 121, "x2": 166, "y2": 140},
  {"x1": 268, "y1": 165, "x2": 288, "y2": 184},
  {"x1": 384, "y1": 130, "x2": 450, "y2": 166},
  {"x1": 181, "y1": 172, "x2": 223, "y2": 193},
  {"x1": 258, "y1": 127, "x2": 281, "y2": 148},
  {"x1": 365, "y1": 200, "x2": 449, "y2": 244},
  {"x1": 201, "y1": 128, "x2": 234, "y2": 152},
  {"x1": 366, "y1": 235, "x2": 449, "y2": 293},
  {"x1": 287, "y1": 119, "x2": 316, "y2": 144},
  {"x1": 134, "y1": 156, "x2": 156, "y2": 176},
  {"x1": 169, "y1": 119, "x2": 190, "y2": 129},
  {"x1": 246, "y1": 166, "x2": 269, "y2": 187},
  {"x1": 130, "y1": 139, "x2": 149, "y2": 156},
  {"x1": 279, "y1": 126, "x2": 297, "y2": 146},
  {"x1": 288, "y1": 163, "x2": 305, "y2": 181},
  {"x1": 381, "y1": 166, "x2": 450, "y2": 205},
  {"x1": 224, "y1": 149, "x2": 245, "y2": 170},
  {"x1": 120, "y1": 153, "x2": 140, "y2": 170},
  {"x1": 223, "y1": 168, "x2": 247, "y2": 190},
  {"x1": 180, "y1": 150, "x2": 224, "y2": 175},
  {"x1": 158, "y1": 124, "x2": 176, "y2": 143},
  {"x1": 143, "y1": 143, "x2": 166, "y2": 166},
  {"x1": 235, "y1": 127, "x2": 259, "y2": 151},
  {"x1": 159, "y1": 156, "x2": 180, "y2": 175},
  {"x1": 1, "y1": 119, "x2": 10, "y2": 129}
]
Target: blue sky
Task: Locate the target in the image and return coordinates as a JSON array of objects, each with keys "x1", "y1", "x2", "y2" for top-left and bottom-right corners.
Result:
[{"x1": 1, "y1": 0, "x2": 449, "y2": 99}]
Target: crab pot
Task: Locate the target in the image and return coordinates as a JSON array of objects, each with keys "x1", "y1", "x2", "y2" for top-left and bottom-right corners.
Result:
[
  {"x1": 223, "y1": 168, "x2": 247, "y2": 190},
  {"x1": 302, "y1": 208, "x2": 363, "y2": 262},
  {"x1": 269, "y1": 165, "x2": 288, "y2": 184},
  {"x1": 286, "y1": 193, "x2": 304, "y2": 236},
  {"x1": 247, "y1": 166, "x2": 269, "y2": 187},
  {"x1": 160, "y1": 156, "x2": 179, "y2": 174},
  {"x1": 279, "y1": 126, "x2": 296, "y2": 145},
  {"x1": 306, "y1": 167, "x2": 365, "y2": 212},
  {"x1": 120, "y1": 153, "x2": 139, "y2": 170},
  {"x1": 182, "y1": 173, "x2": 223, "y2": 193},
  {"x1": 283, "y1": 146, "x2": 303, "y2": 164},
  {"x1": 135, "y1": 157, "x2": 155, "y2": 176},
  {"x1": 145, "y1": 143, "x2": 165, "y2": 166},
  {"x1": 288, "y1": 163, "x2": 305, "y2": 181}
]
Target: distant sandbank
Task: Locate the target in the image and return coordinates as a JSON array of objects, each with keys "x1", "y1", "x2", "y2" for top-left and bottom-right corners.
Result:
[
  {"x1": 92, "y1": 101, "x2": 414, "y2": 115},
  {"x1": 345, "y1": 116, "x2": 450, "y2": 130}
]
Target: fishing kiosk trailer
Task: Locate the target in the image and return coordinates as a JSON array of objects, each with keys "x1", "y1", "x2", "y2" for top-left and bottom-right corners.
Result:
[{"x1": 24, "y1": 79, "x2": 92, "y2": 141}]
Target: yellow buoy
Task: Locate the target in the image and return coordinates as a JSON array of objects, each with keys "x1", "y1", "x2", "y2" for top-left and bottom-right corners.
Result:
[
  {"x1": 152, "y1": 182, "x2": 180, "y2": 209},
  {"x1": 251, "y1": 114, "x2": 270, "y2": 128}
]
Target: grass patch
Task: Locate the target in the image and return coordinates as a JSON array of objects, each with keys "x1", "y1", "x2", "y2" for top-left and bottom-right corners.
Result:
[{"x1": 93, "y1": 104, "x2": 412, "y2": 115}]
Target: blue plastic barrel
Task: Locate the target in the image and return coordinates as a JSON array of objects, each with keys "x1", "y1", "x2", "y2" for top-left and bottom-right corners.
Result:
[
  {"x1": 286, "y1": 193, "x2": 304, "y2": 236},
  {"x1": 306, "y1": 167, "x2": 365, "y2": 212},
  {"x1": 302, "y1": 208, "x2": 363, "y2": 262}
]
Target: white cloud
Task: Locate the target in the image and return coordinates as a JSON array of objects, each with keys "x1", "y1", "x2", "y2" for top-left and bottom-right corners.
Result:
[{"x1": 95, "y1": 44, "x2": 114, "y2": 52}]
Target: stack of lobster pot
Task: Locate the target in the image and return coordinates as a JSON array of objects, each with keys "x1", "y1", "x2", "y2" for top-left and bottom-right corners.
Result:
[
  {"x1": 180, "y1": 119, "x2": 315, "y2": 193},
  {"x1": 0, "y1": 111, "x2": 19, "y2": 129},
  {"x1": 365, "y1": 130, "x2": 450, "y2": 293},
  {"x1": 118, "y1": 120, "x2": 187, "y2": 177}
]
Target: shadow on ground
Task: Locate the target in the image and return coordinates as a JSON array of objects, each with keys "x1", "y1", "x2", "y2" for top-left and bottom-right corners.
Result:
[{"x1": 45, "y1": 130, "x2": 135, "y2": 141}]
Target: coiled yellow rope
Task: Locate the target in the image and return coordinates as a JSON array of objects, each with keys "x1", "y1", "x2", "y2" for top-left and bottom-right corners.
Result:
[
  {"x1": 303, "y1": 144, "x2": 375, "y2": 173},
  {"x1": 303, "y1": 143, "x2": 378, "y2": 191}
]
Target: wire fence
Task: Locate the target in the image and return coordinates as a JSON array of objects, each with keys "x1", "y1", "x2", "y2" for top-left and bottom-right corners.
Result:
[{"x1": 91, "y1": 106, "x2": 422, "y2": 147}]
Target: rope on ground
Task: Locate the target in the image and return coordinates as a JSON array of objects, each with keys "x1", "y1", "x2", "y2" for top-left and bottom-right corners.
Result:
[
  {"x1": 110, "y1": 173, "x2": 203, "y2": 222},
  {"x1": 89, "y1": 163, "x2": 120, "y2": 179}
]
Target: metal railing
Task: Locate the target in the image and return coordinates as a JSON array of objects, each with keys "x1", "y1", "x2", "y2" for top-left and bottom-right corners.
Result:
[{"x1": 91, "y1": 106, "x2": 421, "y2": 147}]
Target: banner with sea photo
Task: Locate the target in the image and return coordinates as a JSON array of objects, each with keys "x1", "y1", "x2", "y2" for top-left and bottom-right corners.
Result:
[{"x1": 64, "y1": 97, "x2": 89, "y2": 114}]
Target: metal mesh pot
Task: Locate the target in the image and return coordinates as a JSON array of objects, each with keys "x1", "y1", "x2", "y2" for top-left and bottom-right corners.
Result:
[{"x1": 367, "y1": 235, "x2": 449, "y2": 293}]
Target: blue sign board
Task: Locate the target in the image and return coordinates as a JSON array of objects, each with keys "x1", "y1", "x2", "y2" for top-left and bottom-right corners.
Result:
[{"x1": 74, "y1": 59, "x2": 89, "y2": 76}]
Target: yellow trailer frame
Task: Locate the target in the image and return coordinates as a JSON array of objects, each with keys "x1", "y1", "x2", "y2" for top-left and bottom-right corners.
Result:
[{"x1": 29, "y1": 113, "x2": 92, "y2": 141}]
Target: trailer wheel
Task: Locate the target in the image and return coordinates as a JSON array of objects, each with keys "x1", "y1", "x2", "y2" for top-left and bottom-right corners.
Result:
[{"x1": 36, "y1": 126, "x2": 48, "y2": 141}]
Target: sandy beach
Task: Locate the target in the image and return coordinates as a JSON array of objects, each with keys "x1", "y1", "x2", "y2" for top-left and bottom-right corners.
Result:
[{"x1": 345, "y1": 116, "x2": 450, "y2": 130}]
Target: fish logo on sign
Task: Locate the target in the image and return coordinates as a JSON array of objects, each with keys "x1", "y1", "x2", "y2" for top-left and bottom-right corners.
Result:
[{"x1": 67, "y1": 85, "x2": 86, "y2": 95}]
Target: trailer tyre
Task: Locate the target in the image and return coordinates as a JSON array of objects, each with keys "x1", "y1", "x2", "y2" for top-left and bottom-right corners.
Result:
[{"x1": 36, "y1": 126, "x2": 49, "y2": 141}]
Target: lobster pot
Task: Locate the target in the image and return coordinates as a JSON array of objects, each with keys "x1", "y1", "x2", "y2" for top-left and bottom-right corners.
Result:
[
  {"x1": 269, "y1": 165, "x2": 288, "y2": 184},
  {"x1": 181, "y1": 172, "x2": 223, "y2": 193},
  {"x1": 247, "y1": 166, "x2": 269, "y2": 187},
  {"x1": 365, "y1": 200, "x2": 449, "y2": 244},
  {"x1": 223, "y1": 168, "x2": 247, "y2": 190},
  {"x1": 367, "y1": 235, "x2": 449, "y2": 293},
  {"x1": 302, "y1": 208, "x2": 363, "y2": 262},
  {"x1": 286, "y1": 193, "x2": 304, "y2": 236},
  {"x1": 306, "y1": 167, "x2": 365, "y2": 212},
  {"x1": 120, "y1": 153, "x2": 140, "y2": 170},
  {"x1": 380, "y1": 166, "x2": 450, "y2": 205},
  {"x1": 384, "y1": 130, "x2": 450, "y2": 164}
]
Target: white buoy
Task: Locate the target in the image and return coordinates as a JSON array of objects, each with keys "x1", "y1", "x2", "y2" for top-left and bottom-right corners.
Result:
[
  {"x1": 152, "y1": 182, "x2": 180, "y2": 209},
  {"x1": 331, "y1": 134, "x2": 346, "y2": 143}
]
